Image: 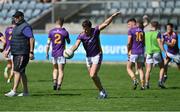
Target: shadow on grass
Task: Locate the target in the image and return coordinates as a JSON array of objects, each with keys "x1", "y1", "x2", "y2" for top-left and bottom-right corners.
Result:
[
  {"x1": 31, "y1": 93, "x2": 81, "y2": 97},
  {"x1": 167, "y1": 86, "x2": 180, "y2": 90}
]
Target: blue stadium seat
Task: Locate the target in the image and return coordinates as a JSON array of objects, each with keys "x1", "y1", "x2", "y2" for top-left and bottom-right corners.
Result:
[
  {"x1": 27, "y1": 1, "x2": 36, "y2": 9},
  {"x1": 7, "y1": 9, "x2": 16, "y2": 17},
  {"x1": 3, "y1": 3, "x2": 11, "y2": 10},
  {"x1": 19, "y1": 1, "x2": 28, "y2": 9},
  {"x1": 11, "y1": 1, "x2": 21, "y2": 9},
  {"x1": 24, "y1": 9, "x2": 33, "y2": 18},
  {"x1": 43, "y1": 3, "x2": 52, "y2": 9},
  {"x1": 0, "y1": 9, "x2": 8, "y2": 18},
  {"x1": 36, "y1": 3, "x2": 44, "y2": 10},
  {"x1": 32, "y1": 9, "x2": 41, "y2": 17}
]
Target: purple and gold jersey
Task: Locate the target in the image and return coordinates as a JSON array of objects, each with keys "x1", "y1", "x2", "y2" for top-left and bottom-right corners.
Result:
[
  {"x1": 77, "y1": 26, "x2": 102, "y2": 57},
  {"x1": 163, "y1": 32, "x2": 179, "y2": 54},
  {"x1": 48, "y1": 27, "x2": 69, "y2": 58},
  {"x1": 128, "y1": 27, "x2": 145, "y2": 55},
  {"x1": 4, "y1": 27, "x2": 13, "y2": 51}
]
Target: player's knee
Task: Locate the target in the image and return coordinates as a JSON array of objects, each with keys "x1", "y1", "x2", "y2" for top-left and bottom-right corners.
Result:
[{"x1": 7, "y1": 64, "x2": 12, "y2": 68}]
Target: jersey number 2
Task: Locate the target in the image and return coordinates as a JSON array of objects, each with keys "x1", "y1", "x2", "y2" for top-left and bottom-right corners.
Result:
[{"x1": 54, "y1": 34, "x2": 61, "y2": 44}]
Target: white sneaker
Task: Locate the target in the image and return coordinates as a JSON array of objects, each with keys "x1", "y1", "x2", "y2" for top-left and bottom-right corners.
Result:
[
  {"x1": 18, "y1": 93, "x2": 29, "y2": 97},
  {"x1": 7, "y1": 79, "x2": 11, "y2": 83},
  {"x1": 99, "y1": 90, "x2": 107, "y2": 99},
  {"x1": 5, "y1": 90, "x2": 17, "y2": 97}
]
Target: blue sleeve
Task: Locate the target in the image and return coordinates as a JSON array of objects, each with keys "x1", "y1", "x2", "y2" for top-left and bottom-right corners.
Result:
[
  {"x1": 157, "y1": 32, "x2": 161, "y2": 39},
  {"x1": 22, "y1": 26, "x2": 34, "y2": 38}
]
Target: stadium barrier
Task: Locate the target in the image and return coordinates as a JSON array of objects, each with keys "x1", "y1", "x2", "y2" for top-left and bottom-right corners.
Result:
[{"x1": 22, "y1": 34, "x2": 180, "y2": 62}]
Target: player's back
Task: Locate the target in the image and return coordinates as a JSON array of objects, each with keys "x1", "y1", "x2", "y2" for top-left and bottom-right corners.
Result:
[
  {"x1": 49, "y1": 27, "x2": 69, "y2": 57},
  {"x1": 129, "y1": 27, "x2": 145, "y2": 55}
]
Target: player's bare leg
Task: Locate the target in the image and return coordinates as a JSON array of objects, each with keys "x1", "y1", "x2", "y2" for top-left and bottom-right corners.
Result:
[
  {"x1": 53, "y1": 64, "x2": 58, "y2": 90},
  {"x1": 145, "y1": 63, "x2": 152, "y2": 89},
  {"x1": 88, "y1": 64, "x2": 107, "y2": 98},
  {"x1": 57, "y1": 64, "x2": 65, "y2": 90},
  {"x1": 127, "y1": 61, "x2": 138, "y2": 89},
  {"x1": 12, "y1": 71, "x2": 21, "y2": 92},
  {"x1": 4, "y1": 60, "x2": 12, "y2": 79},
  {"x1": 7, "y1": 60, "x2": 14, "y2": 83},
  {"x1": 158, "y1": 62, "x2": 165, "y2": 88},
  {"x1": 164, "y1": 58, "x2": 170, "y2": 83},
  {"x1": 137, "y1": 62, "x2": 145, "y2": 89},
  {"x1": 21, "y1": 73, "x2": 28, "y2": 94}
]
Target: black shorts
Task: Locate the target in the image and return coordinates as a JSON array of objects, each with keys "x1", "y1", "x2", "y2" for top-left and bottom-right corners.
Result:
[{"x1": 13, "y1": 54, "x2": 29, "y2": 73}]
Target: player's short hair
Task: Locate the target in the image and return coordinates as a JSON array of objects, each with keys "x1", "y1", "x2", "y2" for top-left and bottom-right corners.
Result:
[
  {"x1": 56, "y1": 17, "x2": 64, "y2": 26},
  {"x1": 136, "y1": 19, "x2": 144, "y2": 29},
  {"x1": 127, "y1": 18, "x2": 136, "y2": 23},
  {"x1": 151, "y1": 21, "x2": 159, "y2": 28},
  {"x1": 82, "y1": 19, "x2": 92, "y2": 28},
  {"x1": 166, "y1": 23, "x2": 174, "y2": 28}
]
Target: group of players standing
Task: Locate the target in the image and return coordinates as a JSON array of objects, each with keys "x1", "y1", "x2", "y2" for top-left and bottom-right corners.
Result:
[
  {"x1": 0, "y1": 11, "x2": 179, "y2": 98},
  {"x1": 127, "y1": 16, "x2": 180, "y2": 90}
]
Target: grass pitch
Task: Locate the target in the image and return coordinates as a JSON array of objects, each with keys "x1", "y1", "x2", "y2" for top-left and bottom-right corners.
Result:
[{"x1": 0, "y1": 61, "x2": 180, "y2": 111}]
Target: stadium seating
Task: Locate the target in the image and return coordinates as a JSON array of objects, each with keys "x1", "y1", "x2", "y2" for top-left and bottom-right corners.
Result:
[{"x1": 0, "y1": 0, "x2": 52, "y2": 25}]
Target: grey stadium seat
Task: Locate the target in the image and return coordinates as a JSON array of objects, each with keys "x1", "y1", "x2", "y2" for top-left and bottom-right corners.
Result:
[
  {"x1": 111, "y1": 1, "x2": 120, "y2": 9},
  {"x1": 169, "y1": 18, "x2": 178, "y2": 25},
  {"x1": 163, "y1": 8, "x2": 172, "y2": 15},
  {"x1": 120, "y1": 1, "x2": 129, "y2": 8},
  {"x1": 145, "y1": 8, "x2": 153, "y2": 15},
  {"x1": 166, "y1": 1, "x2": 174, "y2": 8},
  {"x1": 173, "y1": 8, "x2": 180, "y2": 15},
  {"x1": 138, "y1": 1, "x2": 147, "y2": 8},
  {"x1": 119, "y1": 8, "x2": 127, "y2": 15},
  {"x1": 175, "y1": 1, "x2": 180, "y2": 7},
  {"x1": 160, "y1": 18, "x2": 169, "y2": 25},
  {"x1": 136, "y1": 8, "x2": 145, "y2": 15}
]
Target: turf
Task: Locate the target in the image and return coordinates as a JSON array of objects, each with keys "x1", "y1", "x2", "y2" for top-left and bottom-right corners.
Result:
[{"x1": 0, "y1": 61, "x2": 180, "y2": 111}]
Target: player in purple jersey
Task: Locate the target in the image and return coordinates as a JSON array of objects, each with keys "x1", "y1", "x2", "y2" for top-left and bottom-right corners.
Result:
[
  {"x1": 127, "y1": 18, "x2": 145, "y2": 90},
  {"x1": 70, "y1": 12, "x2": 120, "y2": 98},
  {"x1": 3, "y1": 20, "x2": 16, "y2": 83},
  {"x1": 46, "y1": 17, "x2": 70, "y2": 91},
  {"x1": 162, "y1": 23, "x2": 180, "y2": 83}
]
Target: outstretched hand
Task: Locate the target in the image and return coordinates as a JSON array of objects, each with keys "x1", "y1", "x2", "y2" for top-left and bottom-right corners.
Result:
[{"x1": 112, "y1": 11, "x2": 121, "y2": 17}]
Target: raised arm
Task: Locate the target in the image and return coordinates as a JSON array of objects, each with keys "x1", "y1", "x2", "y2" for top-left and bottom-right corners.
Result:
[
  {"x1": 143, "y1": 15, "x2": 150, "y2": 28},
  {"x1": 98, "y1": 12, "x2": 121, "y2": 31}
]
